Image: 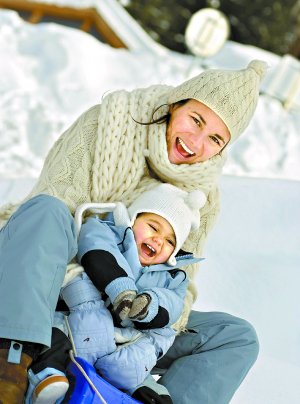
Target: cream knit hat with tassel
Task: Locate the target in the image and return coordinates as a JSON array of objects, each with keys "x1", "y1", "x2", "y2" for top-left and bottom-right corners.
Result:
[
  {"x1": 128, "y1": 183, "x2": 206, "y2": 266},
  {"x1": 168, "y1": 60, "x2": 267, "y2": 143}
]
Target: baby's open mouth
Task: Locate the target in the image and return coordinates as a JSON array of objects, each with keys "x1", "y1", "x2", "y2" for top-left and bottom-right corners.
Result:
[
  {"x1": 141, "y1": 243, "x2": 156, "y2": 257},
  {"x1": 176, "y1": 138, "x2": 195, "y2": 158}
]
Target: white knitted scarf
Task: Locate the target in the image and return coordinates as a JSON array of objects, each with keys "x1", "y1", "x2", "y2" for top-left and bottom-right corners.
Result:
[{"x1": 0, "y1": 85, "x2": 227, "y2": 331}]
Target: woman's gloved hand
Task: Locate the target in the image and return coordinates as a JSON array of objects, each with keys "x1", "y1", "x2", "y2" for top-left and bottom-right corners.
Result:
[{"x1": 132, "y1": 386, "x2": 173, "y2": 404}]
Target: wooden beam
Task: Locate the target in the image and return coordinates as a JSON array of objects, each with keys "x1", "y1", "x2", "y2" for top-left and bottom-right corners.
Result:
[
  {"x1": 28, "y1": 9, "x2": 43, "y2": 24},
  {"x1": 0, "y1": 0, "x2": 128, "y2": 48},
  {"x1": 80, "y1": 17, "x2": 92, "y2": 33},
  {"x1": 0, "y1": 0, "x2": 92, "y2": 19},
  {"x1": 92, "y1": 10, "x2": 126, "y2": 49}
]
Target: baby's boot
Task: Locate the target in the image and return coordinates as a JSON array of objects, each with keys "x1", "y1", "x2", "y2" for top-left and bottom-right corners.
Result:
[{"x1": 25, "y1": 367, "x2": 69, "y2": 404}]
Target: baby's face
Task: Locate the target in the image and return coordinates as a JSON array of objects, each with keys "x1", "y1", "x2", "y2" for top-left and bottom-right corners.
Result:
[{"x1": 132, "y1": 213, "x2": 176, "y2": 266}]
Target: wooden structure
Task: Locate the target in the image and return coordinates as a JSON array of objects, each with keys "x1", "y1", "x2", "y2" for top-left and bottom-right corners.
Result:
[{"x1": 0, "y1": 0, "x2": 127, "y2": 48}]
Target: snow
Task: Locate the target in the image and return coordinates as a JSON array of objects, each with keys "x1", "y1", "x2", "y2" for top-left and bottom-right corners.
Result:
[
  {"x1": 194, "y1": 175, "x2": 300, "y2": 404},
  {"x1": 0, "y1": 8, "x2": 299, "y2": 403}
]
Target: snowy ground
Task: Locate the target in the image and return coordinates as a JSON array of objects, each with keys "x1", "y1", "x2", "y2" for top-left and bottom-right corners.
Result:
[
  {"x1": 0, "y1": 9, "x2": 299, "y2": 404},
  {"x1": 195, "y1": 176, "x2": 300, "y2": 404}
]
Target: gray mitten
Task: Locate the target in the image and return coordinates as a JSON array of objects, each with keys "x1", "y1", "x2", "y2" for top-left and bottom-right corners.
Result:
[
  {"x1": 129, "y1": 293, "x2": 152, "y2": 321},
  {"x1": 113, "y1": 290, "x2": 137, "y2": 321}
]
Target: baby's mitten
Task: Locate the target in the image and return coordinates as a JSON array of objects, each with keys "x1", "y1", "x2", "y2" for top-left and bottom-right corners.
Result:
[
  {"x1": 113, "y1": 290, "x2": 137, "y2": 321},
  {"x1": 129, "y1": 293, "x2": 152, "y2": 321}
]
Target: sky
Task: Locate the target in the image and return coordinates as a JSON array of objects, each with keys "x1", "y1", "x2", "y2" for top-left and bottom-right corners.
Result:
[{"x1": 0, "y1": 6, "x2": 299, "y2": 404}]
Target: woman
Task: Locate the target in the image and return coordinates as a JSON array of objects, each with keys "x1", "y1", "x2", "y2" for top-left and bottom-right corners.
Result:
[{"x1": 0, "y1": 60, "x2": 266, "y2": 403}]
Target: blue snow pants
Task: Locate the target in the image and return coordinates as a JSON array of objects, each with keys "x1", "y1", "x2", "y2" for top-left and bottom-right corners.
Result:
[
  {"x1": 0, "y1": 194, "x2": 77, "y2": 346},
  {"x1": 0, "y1": 195, "x2": 259, "y2": 403},
  {"x1": 156, "y1": 310, "x2": 259, "y2": 403}
]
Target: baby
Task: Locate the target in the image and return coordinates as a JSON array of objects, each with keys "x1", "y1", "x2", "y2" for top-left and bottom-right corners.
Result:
[{"x1": 26, "y1": 183, "x2": 206, "y2": 403}]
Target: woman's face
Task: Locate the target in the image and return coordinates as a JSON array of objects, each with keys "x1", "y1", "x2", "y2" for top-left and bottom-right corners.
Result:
[{"x1": 166, "y1": 99, "x2": 231, "y2": 164}]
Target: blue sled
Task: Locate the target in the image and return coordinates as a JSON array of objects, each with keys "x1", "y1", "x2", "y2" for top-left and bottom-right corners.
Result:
[{"x1": 67, "y1": 356, "x2": 141, "y2": 404}]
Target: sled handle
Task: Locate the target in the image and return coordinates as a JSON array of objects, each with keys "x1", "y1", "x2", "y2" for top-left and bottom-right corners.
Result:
[{"x1": 74, "y1": 203, "x2": 117, "y2": 236}]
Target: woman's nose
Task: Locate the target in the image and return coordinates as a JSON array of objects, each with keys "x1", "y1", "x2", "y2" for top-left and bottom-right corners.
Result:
[{"x1": 192, "y1": 133, "x2": 205, "y2": 154}]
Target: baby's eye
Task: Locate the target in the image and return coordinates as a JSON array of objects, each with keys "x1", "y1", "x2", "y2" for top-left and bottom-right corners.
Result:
[
  {"x1": 167, "y1": 239, "x2": 175, "y2": 247},
  {"x1": 149, "y1": 224, "x2": 157, "y2": 231}
]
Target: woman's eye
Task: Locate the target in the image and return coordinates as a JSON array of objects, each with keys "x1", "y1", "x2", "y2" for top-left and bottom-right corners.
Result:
[
  {"x1": 211, "y1": 136, "x2": 221, "y2": 146},
  {"x1": 192, "y1": 116, "x2": 201, "y2": 127}
]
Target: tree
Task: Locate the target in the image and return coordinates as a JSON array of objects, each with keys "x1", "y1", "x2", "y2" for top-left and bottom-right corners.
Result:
[{"x1": 122, "y1": 0, "x2": 299, "y2": 56}]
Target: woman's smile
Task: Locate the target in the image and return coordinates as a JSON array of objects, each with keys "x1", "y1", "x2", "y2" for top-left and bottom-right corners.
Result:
[{"x1": 176, "y1": 137, "x2": 196, "y2": 158}]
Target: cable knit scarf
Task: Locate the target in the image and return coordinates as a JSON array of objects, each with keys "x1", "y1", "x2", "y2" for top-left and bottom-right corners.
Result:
[{"x1": 0, "y1": 85, "x2": 227, "y2": 332}]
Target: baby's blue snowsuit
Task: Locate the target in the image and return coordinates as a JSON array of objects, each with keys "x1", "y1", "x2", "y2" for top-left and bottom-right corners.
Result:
[{"x1": 61, "y1": 213, "x2": 201, "y2": 391}]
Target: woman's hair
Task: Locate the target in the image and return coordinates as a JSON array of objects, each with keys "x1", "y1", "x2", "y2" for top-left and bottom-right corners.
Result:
[{"x1": 132, "y1": 99, "x2": 189, "y2": 126}]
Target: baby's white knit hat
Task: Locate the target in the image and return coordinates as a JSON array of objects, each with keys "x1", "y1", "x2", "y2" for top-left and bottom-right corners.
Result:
[
  {"x1": 128, "y1": 183, "x2": 206, "y2": 265},
  {"x1": 168, "y1": 60, "x2": 267, "y2": 143}
]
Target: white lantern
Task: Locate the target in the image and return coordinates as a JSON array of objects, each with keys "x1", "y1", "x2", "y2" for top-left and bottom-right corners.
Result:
[{"x1": 185, "y1": 8, "x2": 230, "y2": 58}]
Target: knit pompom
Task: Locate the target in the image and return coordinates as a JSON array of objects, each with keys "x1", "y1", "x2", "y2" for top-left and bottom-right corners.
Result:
[
  {"x1": 248, "y1": 60, "x2": 268, "y2": 79},
  {"x1": 186, "y1": 190, "x2": 206, "y2": 210}
]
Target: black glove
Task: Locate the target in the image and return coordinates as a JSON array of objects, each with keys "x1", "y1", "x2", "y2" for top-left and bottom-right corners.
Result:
[{"x1": 132, "y1": 386, "x2": 173, "y2": 404}]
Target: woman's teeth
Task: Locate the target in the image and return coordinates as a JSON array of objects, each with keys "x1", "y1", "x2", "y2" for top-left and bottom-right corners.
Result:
[{"x1": 178, "y1": 138, "x2": 195, "y2": 155}]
